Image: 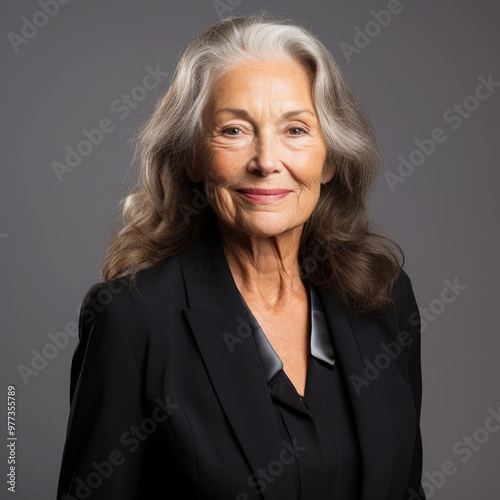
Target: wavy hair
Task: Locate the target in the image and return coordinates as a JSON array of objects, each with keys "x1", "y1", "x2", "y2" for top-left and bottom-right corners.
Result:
[{"x1": 102, "y1": 12, "x2": 404, "y2": 318}]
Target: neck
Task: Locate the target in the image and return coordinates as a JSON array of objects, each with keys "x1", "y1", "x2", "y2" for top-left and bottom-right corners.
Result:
[{"x1": 217, "y1": 219, "x2": 305, "y2": 307}]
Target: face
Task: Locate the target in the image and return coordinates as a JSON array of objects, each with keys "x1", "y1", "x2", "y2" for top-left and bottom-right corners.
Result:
[{"x1": 190, "y1": 57, "x2": 333, "y2": 239}]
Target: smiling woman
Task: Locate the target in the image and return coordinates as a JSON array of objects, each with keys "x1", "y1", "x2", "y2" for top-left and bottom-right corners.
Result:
[
  {"x1": 57, "y1": 12, "x2": 424, "y2": 500},
  {"x1": 193, "y1": 57, "x2": 331, "y2": 241}
]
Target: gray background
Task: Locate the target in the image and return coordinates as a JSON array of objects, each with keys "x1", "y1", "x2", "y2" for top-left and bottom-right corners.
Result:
[{"x1": 2, "y1": 0, "x2": 499, "y2": 498}]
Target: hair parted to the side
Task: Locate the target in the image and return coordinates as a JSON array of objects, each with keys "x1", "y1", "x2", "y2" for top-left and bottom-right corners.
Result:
[{"x1": 101, "y1": 11, "x2": 404, "y2": 319}]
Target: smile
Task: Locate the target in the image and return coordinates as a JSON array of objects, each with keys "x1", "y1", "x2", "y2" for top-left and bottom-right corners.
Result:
[{"x1": 236, "y1": 188, "x2": 292, "y2": 204}]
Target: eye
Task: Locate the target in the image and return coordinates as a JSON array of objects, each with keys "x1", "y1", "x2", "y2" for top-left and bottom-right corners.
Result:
[
  {"x1": 222, "y1": 127, "x2": 242, "y2": 136},
  {"x1": 288, "y1": 127, "x2": 307, "y2": 136}
]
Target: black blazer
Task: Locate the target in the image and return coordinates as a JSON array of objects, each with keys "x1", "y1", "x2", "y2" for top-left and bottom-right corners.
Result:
[{"x1": 57, "y1": 221, "x2": 424, "y2": 500}]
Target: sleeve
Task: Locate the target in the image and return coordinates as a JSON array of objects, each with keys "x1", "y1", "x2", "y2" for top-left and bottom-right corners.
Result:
[
  {"x1": 56, "y1": 281, "x2": 146, "y2": 500},
  {"x1": 402, "y1": 271, "x2": 426, "y2": 500}
]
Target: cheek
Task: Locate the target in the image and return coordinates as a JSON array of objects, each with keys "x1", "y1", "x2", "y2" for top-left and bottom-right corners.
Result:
[
  {"x1": 202, "y1": 146, "x2": 247, "y2": 185},
  {"x1": 289, "y1": 149, "x2": 327, "y2": 187},
  {"x1": 200, "y1": 149, "x2": 243, "y2": 216}
]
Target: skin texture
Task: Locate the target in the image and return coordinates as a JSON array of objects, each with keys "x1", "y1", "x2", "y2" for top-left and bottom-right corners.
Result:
[{"x1": 190, "y1": 57, "x2": 334, "y2": 396}]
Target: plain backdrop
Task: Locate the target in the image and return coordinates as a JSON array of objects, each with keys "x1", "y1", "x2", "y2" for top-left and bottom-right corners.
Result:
[{"x1": 2, "y1": 0, "x2": 499, "y2": 498}]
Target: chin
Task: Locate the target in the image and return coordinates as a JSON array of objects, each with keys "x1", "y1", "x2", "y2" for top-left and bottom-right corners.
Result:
[{"x1": 231, "y1": 213, "x2": 305, "y2": 239}]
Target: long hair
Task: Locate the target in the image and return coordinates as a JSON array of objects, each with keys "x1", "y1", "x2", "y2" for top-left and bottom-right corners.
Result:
[{"x1": 102, "y1": 12, "x2": 404, "y2": 318}]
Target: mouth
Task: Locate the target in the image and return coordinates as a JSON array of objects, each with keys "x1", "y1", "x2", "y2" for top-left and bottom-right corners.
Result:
[{"x1": 235, "y1": 188, "x2": 292, "y2": 204}]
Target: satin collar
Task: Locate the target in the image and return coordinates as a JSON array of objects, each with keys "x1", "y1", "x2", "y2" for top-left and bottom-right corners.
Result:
[{"x1": 239, "y1": 282, "x2": 336, "y2": 385}]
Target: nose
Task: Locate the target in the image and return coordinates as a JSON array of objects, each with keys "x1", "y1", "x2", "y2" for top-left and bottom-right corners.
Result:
[{"x1": 246, "y1": 134, "x2": 282, "y2": 176}]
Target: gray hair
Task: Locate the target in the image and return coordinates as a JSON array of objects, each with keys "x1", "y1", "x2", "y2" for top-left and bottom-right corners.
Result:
[{"x1": 104, "y1": 12, "x2": 403, "y2": 318}]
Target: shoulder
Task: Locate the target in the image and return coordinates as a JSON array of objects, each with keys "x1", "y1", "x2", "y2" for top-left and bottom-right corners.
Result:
[
  {"x1": 77, "y1": 253, "x2": 189, "y2": 358},
  {"x1": 386, "y1": 268, "x2": 421, "y2": 364},
  {"x1": 81, "y1": 253, "x2": 185, "y2": 318},
  {"x1": 391, "y1": 268, "x2": 419, "y2": 329},
  {"x1": 74, "y1": 253, "x2": 188, "y2": 387},
  {"x1": 392, "y1": 268, "x2": 415, "y2": 304},
  {"x1": 352, "y1": 268, "x2": 420, "y2": 355}
]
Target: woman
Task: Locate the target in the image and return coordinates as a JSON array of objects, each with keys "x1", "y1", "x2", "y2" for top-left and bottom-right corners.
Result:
[{"x1": 57, "y1": 13, "x2": 424, "y2": 500}]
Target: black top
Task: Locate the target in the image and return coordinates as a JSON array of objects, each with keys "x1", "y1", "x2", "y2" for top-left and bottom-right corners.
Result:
[
  {"x1": 56, "y1": 215, "x2": 424, "y2": 499},
  {"x1": 239, "y1": 281, "x2": 363, "y2": 500}
]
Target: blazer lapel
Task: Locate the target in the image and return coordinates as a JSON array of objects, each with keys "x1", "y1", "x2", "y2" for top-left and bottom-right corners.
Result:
[
  {"x1": 316, "y1": 286, "x2": 395, "y2": 500},
  {"x1": 181, "y1": 218, "x2": 296, "y2": 500},
  {"x1": 181, "y1": 213, "x2": 411, "y2": 499}
]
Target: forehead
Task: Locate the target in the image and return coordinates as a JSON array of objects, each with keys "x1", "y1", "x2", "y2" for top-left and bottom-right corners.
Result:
[{"x1": 209, "y1": 58, "x2": 315, "y2": 111}]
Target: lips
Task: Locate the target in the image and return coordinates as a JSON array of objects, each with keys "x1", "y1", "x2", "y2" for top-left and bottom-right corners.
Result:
[{"x1": 236, "y1": 187, "x2": 292, "y2": 203}]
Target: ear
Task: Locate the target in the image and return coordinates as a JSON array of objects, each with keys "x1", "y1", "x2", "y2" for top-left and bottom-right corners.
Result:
[{"x1": 321, "y1": 163, "x2": 335, "y2": 184}]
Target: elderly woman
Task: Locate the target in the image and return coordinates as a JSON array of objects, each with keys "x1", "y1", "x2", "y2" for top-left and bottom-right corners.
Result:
[{"x1": 57, "y1": 13, "x2": 424, "y2": 500}]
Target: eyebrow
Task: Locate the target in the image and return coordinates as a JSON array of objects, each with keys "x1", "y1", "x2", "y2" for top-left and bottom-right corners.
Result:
[{"x1": 213, "y1": 108, "x2": 316, "y2": 119}]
